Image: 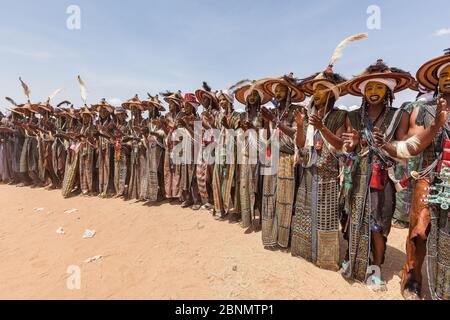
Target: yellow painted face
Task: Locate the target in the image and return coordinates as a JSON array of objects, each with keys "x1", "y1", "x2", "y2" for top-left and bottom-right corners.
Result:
[
  {"x1": 313, "y1": 84, "x2": 332, "y2": 107},
  {"x1": 132, "y1": 108, "x2": 141, "y2": 118},
  {"x1": 274, "y1": 84, "x2": 288, "y2": 102},
  {"x1": 169, "y1": 101, "x2": 178, "y2": 113},
  {"x1": 364, "y1": 81, "x2": 388, "y2": 105},
  {"x1": 99, "y1": 108, "x2": 109, "y2": 119},
  {"x1": 203, "y1": 96, "x2": 211, "y2": 108},
  {"x1": 183, "y1": 102, "x2": 193, "y2": 114},
  {"x1": 116, "y1": 113, "x2": 127, "y2": 122},
  {"x1": 438, "y1": 65, "x2": 450, "y2": 94},
  {"x1": 247, "y1": 89, "x2": 261, "y2": 105},
  {"x1": 218, "y1": 94, "x2": 231, "y2": 110},
  {"x1": 148, "y1": 104, "x2": 155, "y2": 113},
  {"x1": 82, "y1": 113, "x2": 91, "y2": 124}
]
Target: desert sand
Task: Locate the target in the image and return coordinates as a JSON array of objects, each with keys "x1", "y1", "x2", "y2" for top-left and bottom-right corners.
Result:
[{"x1": 0, "y1": 184, "x2": 429, "y2": 300}]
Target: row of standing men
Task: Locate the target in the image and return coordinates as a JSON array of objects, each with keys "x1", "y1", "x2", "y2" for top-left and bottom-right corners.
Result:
[{"x1": 1, "y1": 46, "x2": 450, "y2": 301}]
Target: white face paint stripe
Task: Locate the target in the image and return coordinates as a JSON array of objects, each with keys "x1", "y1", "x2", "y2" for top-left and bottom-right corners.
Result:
[
  {"x1": 243, "y1": 88, "x2": 264, "y2": 102},
  {"x1": 359, "y1": 78, "x2": 397, "y2": 93},
  {"x1": 438, "y1": 62, "x2": 450, "y2": 77}
]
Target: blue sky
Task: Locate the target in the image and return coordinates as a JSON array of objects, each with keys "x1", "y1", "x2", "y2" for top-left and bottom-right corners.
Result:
[{"x1": 1, "y1": 0, "x2": 450, "y2": 113}]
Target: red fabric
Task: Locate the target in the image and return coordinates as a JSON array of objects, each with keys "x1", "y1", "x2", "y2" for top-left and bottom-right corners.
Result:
[
  {"x1": 370, "y1": 163, "x2": 388, "y2": 190},
  {"x1": 437, "y1": 160, "x2": 450, "y2": 172},
  {"x1": 184, "y1": 93, "x2": 200, "y2": 108}
]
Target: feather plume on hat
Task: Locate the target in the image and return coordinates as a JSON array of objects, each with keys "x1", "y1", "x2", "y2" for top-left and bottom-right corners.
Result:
[
  {"x1": 328, "y1": 32, "x2": 368, "y2": 69},
  {"x1": 57, "y1": 100, "x2": 71, "y2": 108},
  {"x1": 311, "y1": 32, "x2": 368, "y2": 94},
  {"x1": 5, "y1": 97, "x2": 18, "y2": 106},
  {"x1": 77, "y1": 75, "x2": 88, "y2": 106},
  {"x1": 19, "y1": 77, "x2": 31, "y2": 101},
  {"x1": 160, "y1": 90, "x2": 174, "y2": 97},
  {"x1": 202, "y1": 82, "x2": 212, "y2": 92},
  {"x1": 229, "y1": 79, "x2": 252, "y2": 94},
  {"x1": 46, "y1": 88, "x2": 63, "y2": 104}
]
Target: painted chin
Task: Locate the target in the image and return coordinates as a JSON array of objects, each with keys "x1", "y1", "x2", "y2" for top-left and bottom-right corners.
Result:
[
  {"x1": 369, "y1": 95, "x2": 381, "y2": 103},
  {"x1": 441, "y1": 82, "x2": 450, "y2": 92}
]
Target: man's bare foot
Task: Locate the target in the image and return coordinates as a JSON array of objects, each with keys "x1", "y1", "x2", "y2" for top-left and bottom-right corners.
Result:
[
  {"x1": 402, "y1": 280, "x2": 422, "y2": 300},
  {"x1": 45, "y1": 184, "x2": 56, "y2": 190}
]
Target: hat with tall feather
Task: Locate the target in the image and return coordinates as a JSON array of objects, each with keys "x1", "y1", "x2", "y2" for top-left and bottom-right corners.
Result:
[
  {"x1": 80, "y1": 106, "x2": 94, "y2": 117},
  {"x1": 114, "y1": 107, "x2": 127, "y2": 115},
  {"x1": 5, "y1": 97, "x2": 26, "y2": 115},
  {"x1": 260, "y1": 74, "x2": 306, "y2": 102},
  {"x1": 64, "y1": 105, "x2": 80, "y2": 119},
  {"x1": 416, "y1": 49, "x2": 450, "y2": 91},
  {"x1": 77, "y1": 75, "x2": 89, "y2": 107},
  {"x1": 17, "y1": 78, "x2": 40, "y2": 113},
  {"x1": 232, "y1": 79, "x2": 272, "y2": 105},
  {"x1": 195, "y1": 82, "x2": 219, "y2": 110},
  {"x1": 35, "y1": 88, "x2": 63, "y2": 114},
  {"x1": 122, "y1": 94, "x2": 144, "y2": 111},
  {"x1": 216, "y1": 89, "x2": 235, "y2": 104},
  {"x1": 142, "y1": 93, "x2": 165, "y2": 111},
  {"x1": 161, "y1": 90, "x2": 184, "y2": 107},
  {"x1": 300, "y1": 33, "x2": 368, "y2": 98},
  {"x1": 346, "y1": 59, "x2": 414, "y2": 96},
  {"x1": 91, "y1": 98, "x2": 115, "y2": 113}
]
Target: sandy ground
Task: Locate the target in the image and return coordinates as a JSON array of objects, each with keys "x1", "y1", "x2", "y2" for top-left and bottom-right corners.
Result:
[{"x1": 0, "y1": 184, "x2": 429, "y2": 300}]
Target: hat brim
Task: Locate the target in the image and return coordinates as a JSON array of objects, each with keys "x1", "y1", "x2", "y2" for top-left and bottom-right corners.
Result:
[
  {"x1": 91, "y1": 104, "x2": 114, "y2": 113},
  {"x1": 21, "y1": 103, "x2": 40, "y2": 113},
  {"x1": 67, "y1": 112, "x2": 79, "y2": 119},
  {"x1": 235, "y1": 85, "x2": 272, "y2": 105},
  {"x1": 346, "y1": 72, "x2": 414, "y2": 96},
  {"x1": 114, "y1": 108, "x2": 127, "y2": 115},
  {"x1": 299, "y1": 79, "x2": 348, "y2": 97},
  {"x1": 37, "y1": 104, "x2": 54, "y2": 114},
  {"x1": 8, "y1": 107, "x2": 27, "y2": 115},
  {"x1": 163, "y1": 97, "x2": 183, "y2": 107},
  {"x1": 416, "y1": 54, "x2": 450, "y2": 91},
  {"x1": 142, "y1": 101, "x2": 166, "y2": 111},
  {"x1": 261, "y1": 78, "x2": 306, "y2": 103},
  {"x1": 80, "y1": 107, "x2": 95, "y2": 116},
  {"x1": 122, "y1": 102, "x2": 144, "y2": 111},
  {"x1": 195, "y1": 90, "x2": 219, "y2": 109}
]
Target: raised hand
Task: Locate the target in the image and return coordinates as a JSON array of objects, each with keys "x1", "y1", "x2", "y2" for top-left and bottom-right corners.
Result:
[
  {"x1": 261, "y1": 107, "x2": 276, "y2": 122},
  {"x1": 435, "y1": 97, "x2": 449, "y2": 128},
  {"x1": 342, "y1": 129, "x2": 360, "y2": 152},
  {"x1": 308, "y1": 114, "x2": 324, "y2": 130},
  {"x1": 241, "y1": 120, "x2": 253, "y2": 131},
  {"x1": 293, "y1": 108, "x2": 305, "y2": 126},
  {"x1": 372, "y1": 127, "x2": 385, "y2": 148}
]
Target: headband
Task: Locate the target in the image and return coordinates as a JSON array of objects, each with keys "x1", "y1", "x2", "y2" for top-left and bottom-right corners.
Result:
[
  {"x1": 217, "y1": 90, "x2": 234, "y2": 104},
  {"x1": 438, "y1": 62, "x2": 450, "y2": 77},
  {"x1": 359, "y1": 78, "x2": 397, "y2": 93},
  {"x1": 243, "y1": 87, "x2": 264, "y2": 103},
  {"x1": 312, "y1": 80, "x2": 341, "y2": 99}
]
